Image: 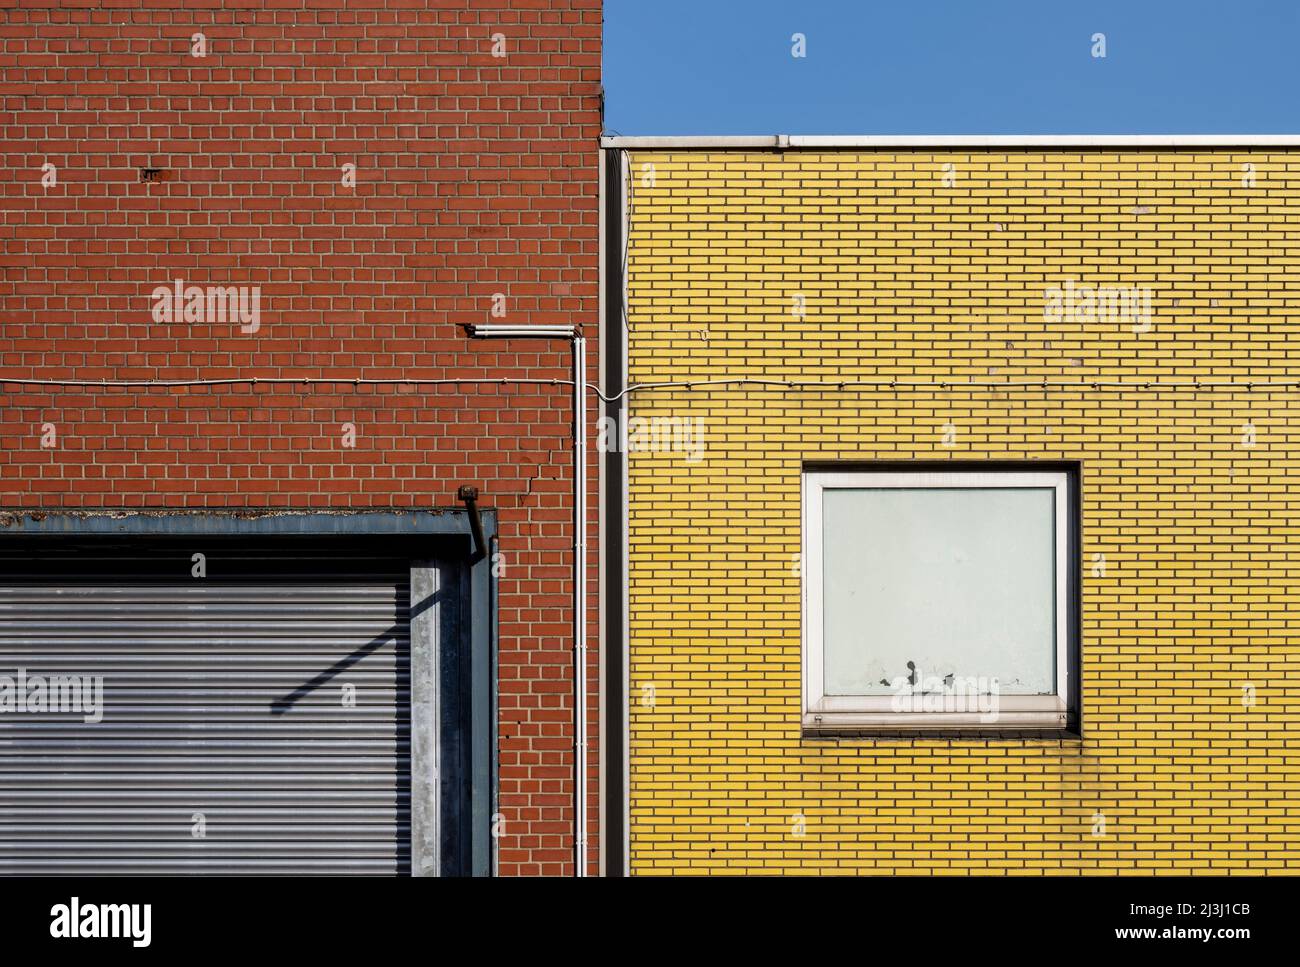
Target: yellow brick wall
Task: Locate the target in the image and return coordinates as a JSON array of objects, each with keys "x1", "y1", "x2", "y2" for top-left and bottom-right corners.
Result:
[{"x1": 623, "y1": 150, "x2": 1299, "y2": 874}]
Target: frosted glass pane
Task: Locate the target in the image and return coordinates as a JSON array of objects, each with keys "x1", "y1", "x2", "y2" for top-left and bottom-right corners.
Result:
[{"x1": 822, "y1": 487, "x2": 1055, "y2": 696}]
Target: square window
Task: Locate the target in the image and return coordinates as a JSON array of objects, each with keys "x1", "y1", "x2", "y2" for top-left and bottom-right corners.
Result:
[{"x1": 802, "y1": 466, "x2": 1078, "y2": 731}]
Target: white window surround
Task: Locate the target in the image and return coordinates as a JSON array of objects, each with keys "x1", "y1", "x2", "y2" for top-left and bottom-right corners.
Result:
[{"x1": 802, "y1": 468, "x2": 1074, "y2": 731}]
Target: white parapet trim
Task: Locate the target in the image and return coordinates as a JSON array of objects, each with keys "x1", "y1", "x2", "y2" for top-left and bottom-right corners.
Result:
[{"x1": 600, "y1": 133, "x2": 1300, "y2": 149}]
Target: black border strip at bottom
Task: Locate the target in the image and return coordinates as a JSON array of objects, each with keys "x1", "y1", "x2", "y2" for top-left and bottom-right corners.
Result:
[{"x1": 0, "y1": 875, "x2": 1284, "y2": 954}]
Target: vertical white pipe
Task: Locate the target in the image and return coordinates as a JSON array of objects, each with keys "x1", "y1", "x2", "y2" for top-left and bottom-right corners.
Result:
[
  {"x1": 573, "y1": 335, "x2": 588, "y2": 876},
  {"x1": 465, "y1": 323, "x2": 586, "y2": 877}
]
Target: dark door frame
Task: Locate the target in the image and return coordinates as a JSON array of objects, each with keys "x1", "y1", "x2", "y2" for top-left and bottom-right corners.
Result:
[{"x1": 0, "y1": 509, "x2": 496, "y2": 877}]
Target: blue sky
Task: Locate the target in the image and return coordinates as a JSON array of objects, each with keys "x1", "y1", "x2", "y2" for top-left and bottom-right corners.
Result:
[{"x1": 603, "y1": 0, "x2": 1300, "y2": 135}]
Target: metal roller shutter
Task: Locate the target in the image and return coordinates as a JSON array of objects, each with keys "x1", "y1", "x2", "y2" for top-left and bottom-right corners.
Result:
[{"x1": 0, "y1": 546, "x2": 414, "y2": 875}]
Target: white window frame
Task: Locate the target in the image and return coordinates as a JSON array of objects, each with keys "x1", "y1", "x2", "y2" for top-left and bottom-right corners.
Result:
[{"x1": 802, "y1": 468, "x2": 1073, "y2": 731}]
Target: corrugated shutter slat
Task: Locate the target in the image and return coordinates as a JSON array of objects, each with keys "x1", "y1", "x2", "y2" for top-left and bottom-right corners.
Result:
[{"x1": 0, "y1": 553, "x2": 411, "y2": 875}]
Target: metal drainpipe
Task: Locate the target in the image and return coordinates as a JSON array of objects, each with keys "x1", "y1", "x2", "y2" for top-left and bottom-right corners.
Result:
[
  {"x1": 572, "y1": 333, "x2": 588, "y2": 876},
  {"x1": 465, "y1": 323, "x2": 587, "y2": 876}
]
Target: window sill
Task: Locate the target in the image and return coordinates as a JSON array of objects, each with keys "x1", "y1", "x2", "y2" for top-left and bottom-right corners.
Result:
[
  {"x1": 801, "y1": 726, "x2": 1081, "y2": 742},
  {"x1": 802, "y1": 710, "x2": 1071, "y2": 732}
]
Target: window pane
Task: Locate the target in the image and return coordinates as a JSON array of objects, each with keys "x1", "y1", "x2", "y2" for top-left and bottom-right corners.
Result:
[{"x1": 822, "y1": 487, "x2": 1056, "y2": 696}]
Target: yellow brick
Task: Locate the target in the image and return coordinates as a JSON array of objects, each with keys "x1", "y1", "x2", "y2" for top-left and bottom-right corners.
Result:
[{"x1": 625, "y1": 150, "x2": 1300, "y2": 875}]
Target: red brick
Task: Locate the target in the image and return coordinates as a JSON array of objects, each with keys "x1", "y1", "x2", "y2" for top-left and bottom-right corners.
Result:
[{"x1": 0, "y1": 0, "x2": 601, "y2": 876}]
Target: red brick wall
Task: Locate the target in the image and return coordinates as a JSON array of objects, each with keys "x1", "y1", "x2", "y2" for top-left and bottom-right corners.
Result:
[{"x1": 0, "y1": 0, "x2": 601, "y2": 876}]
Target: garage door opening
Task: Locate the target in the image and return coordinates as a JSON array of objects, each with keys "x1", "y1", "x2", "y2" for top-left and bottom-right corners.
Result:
[{"x1": 0, "y1": 512, "x2": 494, "y2": 876}]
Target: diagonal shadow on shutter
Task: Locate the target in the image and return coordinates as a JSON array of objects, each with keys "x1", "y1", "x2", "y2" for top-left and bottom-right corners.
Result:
[{"x1": 0, "y1": 545, "x2": 413, "y2": 875}]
